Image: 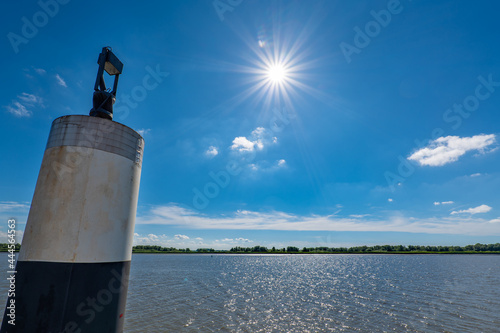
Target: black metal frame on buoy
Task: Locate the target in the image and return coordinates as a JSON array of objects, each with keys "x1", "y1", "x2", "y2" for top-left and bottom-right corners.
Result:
[{"x1": 89, "y1": 46, "x2": 123, "y2": 120}]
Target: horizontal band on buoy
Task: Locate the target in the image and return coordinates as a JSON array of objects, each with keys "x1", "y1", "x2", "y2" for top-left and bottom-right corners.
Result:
[{"x1": 46, "y1": 115, "x2": 144, "y2": 164}]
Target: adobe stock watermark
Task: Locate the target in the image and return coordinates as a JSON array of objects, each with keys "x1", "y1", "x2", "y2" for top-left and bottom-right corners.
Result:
[
  {"x1": 191, "y1": 106, "x2": 296, "y2": 210},
  {"x1": 384, "y1": 74, "x2": 499, "y2": 191},
  {"x1": 339, "y1": 0, "x2": 412, "y2": 64},
  {"x1": 50, "y1": 268, "x2": 128, "y2": 333},
  {"x1": 213, "y1": 0, "x2": 243, "y2": 22},
  {"x1": 7, "y1": 0, "x2": 71, "y2": 54},
  {"x1": 114, "y1": 64, "x2": 170, "y2": 121},
  {"x1": 5, "y1": 219, "x2": 17, "y2": 327},
  {"x1": 51, "y1": 120, "x2": 116, "y2": 180},
  {"x1": 51, "y1": 64, "x2": 165, "y2": 178},
  {"x1": 51, "y1": 122, "x2": 144, "y2": 180}
]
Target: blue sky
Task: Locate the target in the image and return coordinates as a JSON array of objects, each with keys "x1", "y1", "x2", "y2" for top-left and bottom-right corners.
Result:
[{"x1": 1, "y1": 0, "x2": 499, "y2": 250}]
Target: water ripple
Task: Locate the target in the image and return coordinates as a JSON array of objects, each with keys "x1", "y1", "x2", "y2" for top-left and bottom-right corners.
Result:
[{"x1": 121, "y1": 254, "x2": 500, "y2": 332}]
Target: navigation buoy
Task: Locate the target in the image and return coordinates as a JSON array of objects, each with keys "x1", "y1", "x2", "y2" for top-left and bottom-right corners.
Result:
[{"x1": 1, "y1": 48, "x2": 144, "y2": 332}]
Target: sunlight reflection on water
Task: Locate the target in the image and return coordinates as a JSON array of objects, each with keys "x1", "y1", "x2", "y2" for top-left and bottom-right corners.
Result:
[{"x1": 122, "y1": 254, "x2": 500, "y2": 332}]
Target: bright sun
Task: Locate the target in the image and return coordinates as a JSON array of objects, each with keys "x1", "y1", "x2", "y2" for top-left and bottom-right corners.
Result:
[{"x1": 267, "y1": 63, "x2": 288, "y2": 83}]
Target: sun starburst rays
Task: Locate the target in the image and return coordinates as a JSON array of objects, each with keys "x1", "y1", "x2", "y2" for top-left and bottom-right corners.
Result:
[{"x1": 267, "y1": 63, "x2": 288, "y2": 83}]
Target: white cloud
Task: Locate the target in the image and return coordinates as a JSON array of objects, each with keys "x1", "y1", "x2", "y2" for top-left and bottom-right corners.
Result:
[
  {"x1": 451, "y1": 204, "x2": 492, "y2": 215},
  {"x1": 205, "y1": 145, "x2": 219, "y2": 157},
  {"x1": 34, "y1": 67, "x2": 46, "y2": 75},
  {"x1": 55, "y1": 74, "x2": 67, "y2": 87},
  {"x1": 6, "y1": 102, "x2": 31, "y2": 117},
  {"x1": 0, "y1": 230, "x2": 24, "y2": 244},
  {"x1": 133, "y1": 232, "x2": 213, "y2": 248},
  {"x1": 148, "y1": 233, "x2": 159, "y2": 241},
  {"x1": 231, "y1": 136, "x2": 257, "y2": 152},
  {"x1": 0, "y1": 201, "x2": 30, "y2": 212},
  {"x1": 408, "y1": 134, "x2": 497, "y2": 166},
  {"x1": 349, "y1": 214, "x2": 371, "y2": 218},
  {"x1": 18, "y1": 92, "x2": 43, "y2": 105},
  {"x1": 216, "y1": 237, "x2": 252, "y2": 243},
  {"x1": 230, "y1": 127, "x2": 276, "y2": 152},
  {"x1": 489, "y1": 218, "x2": 500, "y2": 224},
  {"x1": 136, "y1": 204, "x2": 500, "y2": 236},
  {"x1": 470, "y1": 173, "x2": 482, "y2": 177},
  {"x1": 5, "y1": 93, "x2": 44, "y2": 117},
  {"x1": 175, "y1": 234, "x2": 190, "y2": 240},
  {"x1": 388, "y1": 198, "x2": 393, "y2": 202},
  {"x1": 434, "y1": 201, "x2": 454, "y2": 206},
  {"x1": 245, "y1": 159, "x2": 288, "y2": 173},
  {"x1": 137, "y1": 128, "x2": 151, "y2": 137},
  {"x1": 133, "y1": 232, "x2": 255, "y2": 249},
  {"x1": 133, "y1": 233, "x2": 168, "y2": 245},
  {"x1": 217, "y1": 238, "x2": 232, "y2": 242}
]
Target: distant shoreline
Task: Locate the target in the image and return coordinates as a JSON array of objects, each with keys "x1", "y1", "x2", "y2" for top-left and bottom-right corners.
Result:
[
  {"x1": 2, "y1": 242, "x2": 499, "y2": 255},
  {"x1": 131, "y1": 243, "x2": 500, "y2": 255},
  {"x1": 131, "y1": 250, "x2": 500, "y2": 255}
]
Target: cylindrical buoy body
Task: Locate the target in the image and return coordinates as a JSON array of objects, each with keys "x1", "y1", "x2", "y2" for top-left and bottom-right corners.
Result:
[{"x1": 1, "y1": 115, "x2": 144, "y2": 332}]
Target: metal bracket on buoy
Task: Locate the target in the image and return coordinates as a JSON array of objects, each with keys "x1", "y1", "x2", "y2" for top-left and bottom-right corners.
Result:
[{"x1": 89, "y1": 46, "x2": 123, "y2": 120}]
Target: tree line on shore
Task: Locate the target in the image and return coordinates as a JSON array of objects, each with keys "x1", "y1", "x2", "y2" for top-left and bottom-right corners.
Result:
[
  {"x1": 131, "y1": 243, "x2": 500, "y2": 254},
  {"x1": 0, "y1": 243, "x2": 21, "y2": 251},
  {"x1": 2, "y1": 243, "x2": 499, "y2": 254}
]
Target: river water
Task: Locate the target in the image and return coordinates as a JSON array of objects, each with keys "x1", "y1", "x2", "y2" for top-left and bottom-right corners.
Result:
[
  {"x1": 123, "y1": 254, "x2": 499, "y2": 332},
  {"x1": 0, "y1": 253, "x2": 498, "y2": 332}
]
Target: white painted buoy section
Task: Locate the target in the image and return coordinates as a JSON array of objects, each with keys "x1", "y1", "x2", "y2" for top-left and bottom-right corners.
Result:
[{"x1": 1, "y1": 115, "x2": 144, "y2": 332}]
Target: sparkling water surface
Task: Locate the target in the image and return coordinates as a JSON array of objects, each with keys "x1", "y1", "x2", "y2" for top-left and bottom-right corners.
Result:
[
  {"x1": 0, "y1": 254, "x2": 498, "y2": 332},
  {"x1": 123, "y1": 254, "x2": 500, "y2": 332}
]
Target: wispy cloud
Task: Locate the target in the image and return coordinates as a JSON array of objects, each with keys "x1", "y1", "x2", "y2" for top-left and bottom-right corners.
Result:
[
  {"x1": 408, "y1": 134, "x2": 497, "y2": 166},
  {"x1": 55, "y1": 74, "x2": 67, "y2": 87},
  {"x1": 247, "y1": 159, "x2": 288, "y2": 173},
  {"x1": 137, "y1": 204, "x2": 500, "y2": 235},
  {"x1": 18, "y1": 92, "x2": 43, "y2": 105},
  {"x1": 205, "y1": 145, "x2": 219, "y2": 158},
  {"x1": 6, "y1": 102, "x2": 31, "y2": 117},
  {"x1": 5, "y1": 93, "x2": 44, "y2": 117},
  {"x1": 137, "y1": 128, "x2": 151, "y2": 137},
  {"x1": 0, "y1": 230, "x2": 24, "y2": 244},
  {"x1": 349, "y1": 214, "x2": 371, "y2": 218},
  {"x1": 451, "y1": 204, "x2": 492, "y2": 215},
  {"x1": 0, "y1": 201, "x2": 30, "y2": 213},
  {"x1": 434, "y1": 201, "x2": 454, "y2": 206},
  {"x1": 24, "y1": 67, "x2": 46, "y2": 79},
  {"x1": 33, "y1": 67, "x2": 46, "y2": 75},
  {"x1": 216, "y1": 237, "x2": 252, "y2": 243}
]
